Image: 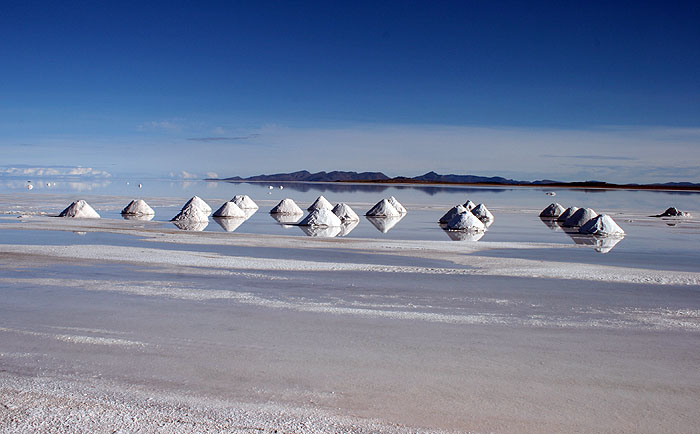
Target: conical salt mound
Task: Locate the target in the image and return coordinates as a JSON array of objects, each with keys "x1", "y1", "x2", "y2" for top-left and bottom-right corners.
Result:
[
  {"x1": 439, "y1": 205, "x2": 468, "y2": 224},
  {"x1": 212, "y1": 201, "x2": 246, "y2": 218},
  {"x1": 270, "y1": 198, "x2": 304, "y2": 215},
  {"x1": 183, "y1": 196, "x2": 211, "y2": 214},
  {"x1": 579, "y1": 214, "x2": 625, "y2": 236},
  {"x1": 653, "y1": 207, "x2": 691, "y2": 217},
  {"x1": 563, "y1": 207, "x2": 598, "y2": 227},
  {"x1": 332, "y1": 203, "x2": 360, "y2": 222},
  {"x1": 446, "y1": 212, "x2": 486, "y2": 232},
  {"x1": 557, "y1": 206, "x2": 579, "y2": 222},
  {"x1": 388, "y1": 196, "x2": 407, "y2": 214},
  {"x1": 463, "y1": 200, "x2": 476, "y2": 211},
  {"x1": 307, "y1": 195, "x2": 333, "y2": 211},
  {"x1": 539, "y1": 203, "x2": 565, "y2": 218},
  {"x1": 121, "y1": 199, "x2": 155, "y2": 216},
  {"x1": 171, "y1": 204, "x2": 209, "y2": 222},
  {"x1": 298, "y1": 208, "x2": 343, "y2": 227},
  {"x1": 231, "y1": 195, "x2": 258, "y2": 210},
  {"x1": 471, "y1": 204, "x2": 494, "y2": 221},
  {"x1": 366, "y1": 199, "x2": 400, "y2": 217},
  {"x1": 58, "y1": 200, "x2": 100, "y2": 218}
]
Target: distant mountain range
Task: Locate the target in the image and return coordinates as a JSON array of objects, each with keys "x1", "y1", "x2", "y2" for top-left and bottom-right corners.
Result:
[{"x1": 214, "y1": 170, "x2": 700, "y2": 190}]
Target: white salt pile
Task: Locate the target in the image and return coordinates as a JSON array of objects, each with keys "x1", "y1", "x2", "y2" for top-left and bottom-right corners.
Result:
[
  {"x1": 212, "y1": 201, "x2": 246, "y2": 218},
  {"x1": 579, "y1": 214, "x2": 625, "y2": 236},
  {"x1": 654, "y1": 207, "x2": 691, "y2": 217},
  {"x1": 332, "y1": 203, "x2": 360, "y2": 222},
  {"x1": 563, "y1": 207, "x2": 598, "y2": 227},
  {"x1": 307, "y1": 195, "x2": 333, "y2": 211},
  {"x1": 471, "y1": 203, "x2": 494, "y2": 222},
  {"x1": 270, "y1": 198, "x2": 304, "y2": 215},
  {"x1": 445, "y1": 212, "x2": 486, "y2": 232},
  {"x1": 365, "y1": 199, "x2": 401, "y2": 217},
  {"x1": 58, "y1": 200, "x2": 100, "y2": 218},
  {"x1": 439, "y1": 205, "x2": 468, "y2": 224},
  {"x1": 171, "y1": 204, "x2": 209, "y2": 222},
  {"x1": 463, "y1": 200, "x2": 476, "y2": 210},
  {"x1": 231, "y1": 195, "x2": 258, "y2": 210},
  {"x1": 183, "y1": 196, "x2": 212, "y2": 214},
  {"x1": 388, "y1": 196, "x2": 407, "y2": 214},
  {"x1": 539, "y1": 203, "x2": 566, "y2": 218},
  {"x1": 298, "y1": 208, "x2": 343, "y2": 227},
  {"x1": 121, "y1": 199, "x2": 155, "y2": 216},
  {"x1": 557, "y1": 206, "x2": 580, "y2": 222}
]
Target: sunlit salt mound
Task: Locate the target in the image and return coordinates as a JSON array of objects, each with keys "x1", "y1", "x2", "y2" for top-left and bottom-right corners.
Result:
[
  {"x1": 539, "y1": 203, "x2": 566, "y2": 218},
  {"x1": 366, "y1": 199, "x2": 401, "y2": 217},
  {"x1": 463, "y1": 200, "x2": 476, "y2": 211},
  {"x1": 556, "y1": 206, "x2": 579, "y2": 222},
  {"x1": 183, "y1": 196, "x2": 211, "y2": 214},
  {"x1": 332, "y1": 203, "x2": 360, "y2": 222},
  {"x1": 307, "y1": 195, "x2": 333, "y2": 211},
  {"x1": 563, "y1": 207, "x2": 598, "y2": 227},
  {"x1": 171, "y1": 204, "x2": 209, "y2": 222},
  {"x1": 579, "y1": 214, "x2": 625, "y2": 236},
  {"x1": 388, "y1": 196, "x2": 407, "y2": 214},
  {"x1": 212, "y1": 201, "x2": 246, "y2": 218},
  {"x1": 231, "y1": 195, "x2": 258, "y2": 210},
  {"x1": 58, "y1": 200, "x2": 100, "y2": 218},
  {"x1": 298, "y1": 208, "x2": 343, "y2": 227},
  {"x1": 439, "y1": 204, "x2": 468, "y2": 224},
  {"x1": 446, "y1": 212, "x2": 486, "y2": 232},
  {"x1": 270, "y1": 198, "x2": 304, "y2": 215},
  {"x1": 471, "y1": 204, "x2": 494, "y2": 222},
  {"x1": 653, "y1": 207, "x2": 691, "y2": 217},
  {"x1": 121, "y1": 199, "x2": 155, "y2": 216}
]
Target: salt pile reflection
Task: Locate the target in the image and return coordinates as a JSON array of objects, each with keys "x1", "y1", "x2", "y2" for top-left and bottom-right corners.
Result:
[{"x1": 366, "y1": 215, "x2": 404, "y2": 233}]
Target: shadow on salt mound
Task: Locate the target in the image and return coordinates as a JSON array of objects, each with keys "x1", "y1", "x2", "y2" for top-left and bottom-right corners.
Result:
[
  {"x1": 338, "y1": 220, "x2": 359, "y2": 237},
  {"x1": 366, "y1": 199, "x2": 400, "y2": 217},
  {"x1": 122, "y1": 214, "x2": 154, "y2": 222},
  {"x1": 563, "y1": 207, "x2": 598, "y2": 227},
  {"x1": 539, "y1": 203, "x2": 565, "y2": 218},
  {"x1": 299, "y1": 225, "x2": 342, "y2": 238},
  {"x1": 172, "y1": 219, "x2": 209, "y2": 232},
  {"x1": 442, "y1": 228, "x2": 485, "y2": 241},
  {"x1": 171, "y1": 204, "x2": 209, "y2": 222},
  {"x1": 366, "y1": 215, "x2": 404, "y2": 233},
  {"x1": 270, "y1": 213, "x2": 302, "y2": 225},
  {"x1": 463, "y1": 200, "x2": 476, "y2": 211},
  {"x1": 539, "y1": 216, "x2": 562, "y2": 231},
  {"x1": 579, "y1": 214, "x2": 624, "y2": 236},
  {"x1": 471, "y1": 204, "x2": 494, "y2": 222},
  {"x1": 213, "y1": 216, "x2": 245, "y2": 232},
  {"x1": 332, "y1": 203, "x2": 360, "y2": 222},
  {"x1": 231, "y1": 195, "x2": 258, "y2": 210},
  {"x1": 439, "y1": 205, "x2": 467, "y2": 224},
  {"x1": 557, "y1": 206, "x2": 579, "y2": 222},
  {"x1": 388, "y1": 196, "x2": 407, "y2": 214},
  {"x1": 567, "y1": 233, "x2": 624, "y2": 254},
  {"x1": 58, "y1": 200, "x2": 100, "y2": 218}
]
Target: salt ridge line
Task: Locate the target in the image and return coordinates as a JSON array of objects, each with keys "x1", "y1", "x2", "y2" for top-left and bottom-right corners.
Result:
[
  {"x1": 1, "y1": 243, "x2": 699, "y2": 286},
  {"x1": 3, "y1": 277, "x2": 699, "y2": 332},
  {"x1": 0, "y1": 327, "x2": 146, "y2": 347}
]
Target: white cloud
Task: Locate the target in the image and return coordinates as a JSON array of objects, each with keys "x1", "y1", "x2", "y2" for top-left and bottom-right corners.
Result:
[{"x1": 0, "y1": 166, "x2": 111, "y2": 178}]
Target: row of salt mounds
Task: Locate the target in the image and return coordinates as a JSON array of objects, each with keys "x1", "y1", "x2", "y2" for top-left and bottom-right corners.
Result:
[
  {"x1": 232, "y1": 195, "x2": 258, "y2": 210},
  {"x1": 212, "y1": 201, "x2": 246, "y2": 218},
  {"x1": 365, "y1": 197, "x2": 406, "y2": 217},
  {"x1": 58, "y1": 200, "x2": 100, "y2": 218},
  {"x1": 121, "y1": 199, "x2": 155, "y2": 216},
  {"x1": 439, "y1": 200, "x2": 493, "y2": 226},
  {"x1": 332, "y1": 203, "x2": 360, "y2": 222},
  {"x1": 539, "y1": 202, "x2": 566, "y2": 218},
  {"x1": 307, "y1": 195, "x2": 333, "y2": 211},
  {"x1": 556, "y1": 206, "x2": 579, "y2": 222},
  {"x1": 579, "y1": 214, "x2": 625, "y2": 236},
  {"x1": 270, "y1": 198, "x2": 304, "y2": 215},
  {"x1": 298, "y1": 208, "x2": 343, "y2": 227}
]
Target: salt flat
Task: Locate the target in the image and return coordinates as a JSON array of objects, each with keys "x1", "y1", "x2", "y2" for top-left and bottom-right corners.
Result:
[{"x1": 1, "y1": 187, "x2": 699, "y2": 433}]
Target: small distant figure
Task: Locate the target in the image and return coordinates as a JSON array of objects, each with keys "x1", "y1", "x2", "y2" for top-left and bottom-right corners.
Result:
[
  {"x1": 138, "y1": 183, "x2": 142, "y2": 189},
  {"x1": 546, "y1": 191, "x2": 556, "y2": 196},
  {"x1": 46, "y1": 182, "x2": 50, "y2": 187},
  {"x1": 268, "y1": 185, "x2": 274, "y2": 189},
  {"x1": 26, "y1": 184, "x2": 33, "y2": 190},
  {"x1": 279, "y1": 185, "x2": 284, "y2": 189},
  {"x1": 126, "y1": 181, "x2": 129, "y2": 185}
]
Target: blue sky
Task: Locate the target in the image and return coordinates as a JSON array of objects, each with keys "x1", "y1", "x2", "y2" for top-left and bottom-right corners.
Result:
[{"x1": 1, "y1": 1, "x2": 699, "y2": 182}]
